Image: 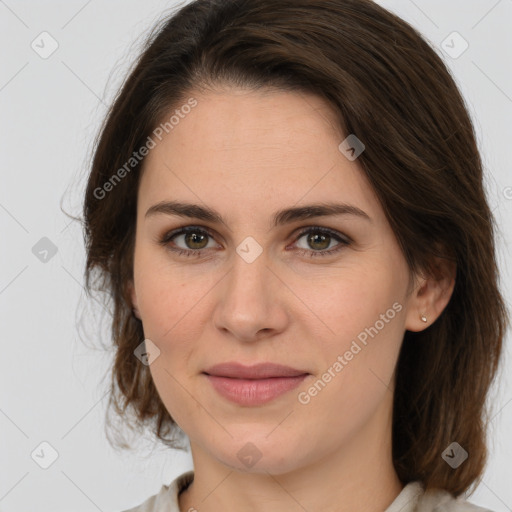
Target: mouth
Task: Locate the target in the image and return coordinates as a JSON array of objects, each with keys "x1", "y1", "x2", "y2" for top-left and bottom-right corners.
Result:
[{"x1": 202, "y1": 362, "x2": 309, "y2": 406}]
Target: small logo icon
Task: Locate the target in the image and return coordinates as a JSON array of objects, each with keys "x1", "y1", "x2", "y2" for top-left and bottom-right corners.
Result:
[
  {"x1": 134, "y1": 339, "x2": 161, "y2": 366},
  {"x1": 32, "y1": 237, "x2": 58, "y2": 263},
  {"x1": 236, "y1": 236, "x2": 263, "y2": 263},
  {"x1": 339, "y1": 134, "x2": 365, "y2": 161},
  {"x1": 237, "y1": 442, "x2": 263, "y2": 468},
  {"x1": 31, "y1": 31, "x2": 59, "y2": 59},
  {"x1": 442, "y1": 441, "x2": 468, "y2": 468},
  {"x1": 441, "y1": 32, "x2": 469, "y2": 59},
  {"x1": 31, "y1": 441, "x2": 59, "y2": 469}
]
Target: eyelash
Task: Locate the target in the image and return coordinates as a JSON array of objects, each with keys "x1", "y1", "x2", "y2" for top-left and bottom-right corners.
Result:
[{"x1": 158, "y1": 225, "x2": 351, "y2": 259}]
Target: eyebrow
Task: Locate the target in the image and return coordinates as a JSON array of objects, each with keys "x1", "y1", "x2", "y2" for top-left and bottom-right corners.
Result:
[{"x1": 145, "y1": 200, "x2": 371, "y2": 227}]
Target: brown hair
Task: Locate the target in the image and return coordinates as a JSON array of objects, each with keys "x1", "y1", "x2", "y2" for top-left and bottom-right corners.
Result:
[{"x1": 82, "y1": 0, "x2": 507, "y2": 497}]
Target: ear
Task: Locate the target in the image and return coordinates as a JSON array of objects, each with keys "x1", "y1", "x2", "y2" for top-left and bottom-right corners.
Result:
[
  {"x1": 405, "y1": 257, "x2": 456, "y2": 332},
  {"x1": 127, "y1": 280, "x2": 141, "y2": 320}
]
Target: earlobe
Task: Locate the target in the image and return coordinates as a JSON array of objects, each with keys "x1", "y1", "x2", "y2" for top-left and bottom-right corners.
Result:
[
  {"x1": 128, "y1": 280, "x2": 141, "y2": 320},
  {"x1": 405, "y1": 259, "x2": 456, "y2": 332}
]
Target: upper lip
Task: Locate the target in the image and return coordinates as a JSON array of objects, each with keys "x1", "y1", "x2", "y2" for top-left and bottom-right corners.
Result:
[{"x1": 203, "y1": 362, "x2": 309, "y2": 379}]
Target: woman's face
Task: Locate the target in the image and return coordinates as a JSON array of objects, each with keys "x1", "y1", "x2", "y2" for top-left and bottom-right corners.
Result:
[{"x1": 130, "y1": 86, "x2": 420, "y2": 474}]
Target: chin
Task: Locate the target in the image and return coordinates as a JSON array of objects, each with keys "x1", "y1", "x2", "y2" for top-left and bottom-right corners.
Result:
[{"x1": 210, "y1": 432, "x2": 306, "y2": 475}]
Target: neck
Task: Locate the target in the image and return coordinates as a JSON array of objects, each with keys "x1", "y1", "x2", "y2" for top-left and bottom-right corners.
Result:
[{"x1": 179, "y1": 396, "x2": 403, "y2": 512}]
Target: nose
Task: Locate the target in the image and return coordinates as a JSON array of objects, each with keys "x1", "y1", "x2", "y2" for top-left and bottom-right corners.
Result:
[{"x1": 212, "y1": 247, "x2": 289, "y2": 343}]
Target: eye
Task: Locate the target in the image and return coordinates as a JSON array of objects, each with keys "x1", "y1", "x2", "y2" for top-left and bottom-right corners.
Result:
[
  {"x1": 158, "y1": 225, "x2": 351, "y2": 258},
  {"x1": 292, "y1": 226, "x2": 351, "y2": 258},
  {"x1": 159, "y1": 226, "x2": 218, "y2": 257}
]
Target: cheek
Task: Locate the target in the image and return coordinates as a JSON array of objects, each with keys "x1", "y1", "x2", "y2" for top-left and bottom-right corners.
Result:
[
  {"x1": 147, "y1": 361, "x2": 198, "y2": 435},
  {"x1": 133, "y1": 245, "x2": 219, "y2": 340},
  {"x1": 294, "y1": 261, "x2": 403, "y2": 342},
  {"x1": 296, "y1": 260, "x2": 406, "y2": 394},
  {"x1": 295, "y1": 271, "x2": 405, "y2": 433},
  {"x1": 137, "y1": 267, "x2": 208, "y2": 428}
]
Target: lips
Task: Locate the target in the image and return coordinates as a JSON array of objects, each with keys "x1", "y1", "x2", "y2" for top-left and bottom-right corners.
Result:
[
  {"x1": 203, "y1": 362, "x2": 308, "y2": 379},
  {"x1": 202, "y1": 362, "x2": 310, "y2": 406}
]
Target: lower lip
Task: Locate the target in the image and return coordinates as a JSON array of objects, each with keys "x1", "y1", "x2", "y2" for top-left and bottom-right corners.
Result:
[{"x1": 204, "y1": 374, "x2": 309, "y2": 406}]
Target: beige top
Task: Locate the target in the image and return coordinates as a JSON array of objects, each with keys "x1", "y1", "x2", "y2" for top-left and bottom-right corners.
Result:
[{"x1": 121, "y1": 471, "x2": 493, "y2": 512}]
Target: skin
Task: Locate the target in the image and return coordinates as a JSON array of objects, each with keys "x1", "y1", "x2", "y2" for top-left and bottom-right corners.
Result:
[{"x1": 129, "y1": 86, "x2": 455, "y2": 512}]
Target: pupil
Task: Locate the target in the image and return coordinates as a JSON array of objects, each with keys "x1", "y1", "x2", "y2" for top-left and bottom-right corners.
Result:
[
  {"x1": 186, "y1": 232, "x2": 207, "y2": 249},
  {"x1": 309, "y1": 233, "x2": 329, "y2": 250}
]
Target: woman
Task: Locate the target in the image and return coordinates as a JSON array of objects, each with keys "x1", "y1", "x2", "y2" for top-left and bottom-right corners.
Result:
[{"x1": 82, "y1": 1, "x2": 507, "y2": 511}]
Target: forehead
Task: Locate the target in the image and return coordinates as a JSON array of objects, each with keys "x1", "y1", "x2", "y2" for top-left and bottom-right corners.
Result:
[{"x1": 138, "y1": 87, "x2": 380, "y2": 223}]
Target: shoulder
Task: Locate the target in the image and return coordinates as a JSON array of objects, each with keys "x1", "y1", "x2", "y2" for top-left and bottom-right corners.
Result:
[
  {"x1": 119, "y1": 470, "x2": 195, "y2": 512},
  {"x1": 387, "y1": 481, "x2": 495, "y2": 512},
  {"x1": 120, "y1": 487, "x2": 169, "y2": 512},
  {"x1": 416, "y1": 484, "x2": 495, "y2": 512}
]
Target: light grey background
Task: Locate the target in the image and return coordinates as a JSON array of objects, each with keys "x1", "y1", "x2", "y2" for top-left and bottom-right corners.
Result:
[{"x1": 0, "y1": 1, "x2": 511, "y2": 511}]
